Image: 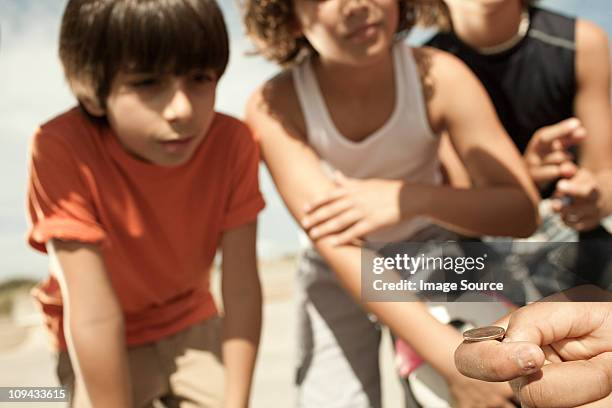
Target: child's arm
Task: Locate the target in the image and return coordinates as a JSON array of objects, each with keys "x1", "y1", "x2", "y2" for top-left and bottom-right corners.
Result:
[
  {"x1": 220, "y1": 221, "x2": 262, "y2": 408},
  {"x1": 48, "y1": 240, "x2": 132, "y2": 408},
  {"x1": 414, "y1": 47, "x2": 541, "y2": 236},
  {"x1": 552, "y1": 19, "x2": 612, "y2": 231},
  {"x1": 246, "y1": 78, "x2": 514, "y2": 406}
]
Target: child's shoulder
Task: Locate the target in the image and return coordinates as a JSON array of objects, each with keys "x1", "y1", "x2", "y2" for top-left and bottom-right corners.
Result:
[
  {"x1": 248, "y1": 70, "x2": 296, "y2": 110},
  {"x1": 32, "y1": 107, "x2": 101, "y2": 156},
  {"x1": 411, "y1": 46, "x2": 468, "y2": 76},
  {"x1": 410, "y1": 45, "x2": 482, "y2": 98},
  {"x1": 575, "y1": 18, "x2": 609, "y2": 56},
  {"x1": 245, "y1": 70, "x2": 306, "y2": 139},
  {"x1": 39, "y1": 106, "x2": 95, "y2": 136},
  {"x1": 408, "y1": 46, "x2": 487, "y2": 133}
]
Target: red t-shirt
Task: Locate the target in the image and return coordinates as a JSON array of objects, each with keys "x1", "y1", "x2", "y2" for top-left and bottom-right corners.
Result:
[{"x1": 27, "y1": 107, "x2": 265, "y2": 351}]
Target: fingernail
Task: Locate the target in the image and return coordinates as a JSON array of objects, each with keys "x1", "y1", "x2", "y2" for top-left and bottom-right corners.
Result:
[
  {"x1": 516, "y1": 348, "x2": 538, "y2": 373},
  {"x1": 557, "y1": 180, "x2": 569, "y2": 190},
  {"x1": 302, "y1": 217, "x2": 309, "y2": 227},
  {"x1": 303, "y1": 204, "x2": 311, "y2": 212},
  {"x1": 310, "y1": 228, "x2": 318, "y2": 238},
  {"x1": 567, "y1": 118, "x2": 580, "y2": 129}
]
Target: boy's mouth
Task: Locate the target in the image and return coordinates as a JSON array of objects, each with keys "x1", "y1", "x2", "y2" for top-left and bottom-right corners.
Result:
[{"x1": 158, "y1": 136, "x2": 195, "y2": 153}]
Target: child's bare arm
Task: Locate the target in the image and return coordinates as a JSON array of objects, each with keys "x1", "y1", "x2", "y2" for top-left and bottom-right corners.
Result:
[
  {"x1": 48, "y1": 240, "x2": 132, "y2": 408},
  {"x1": 221, "y1": 221, "x2": 262, "y2": 408},
  {"x1": 438, "y1": 132, "x2": 472, "y2": 189},
  {"x1": 574, "y1": 20, "x2": 612, "y2": 202},
  {"x1": 552, "y1": 20, "x2": 612, "y2": 231},
  {"x1": 411, "y1": 48, "x2": 540, "y2": 237}
]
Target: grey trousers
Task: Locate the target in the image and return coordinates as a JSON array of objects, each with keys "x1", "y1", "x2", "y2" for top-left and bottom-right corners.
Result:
[{"x1": 295, "y1": 250, "x2": 382, "y2": 408}]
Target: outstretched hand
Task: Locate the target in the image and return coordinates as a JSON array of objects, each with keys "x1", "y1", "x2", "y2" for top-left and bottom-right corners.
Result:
[{"x1": 455, "y1": 286, "x2": 612, "y2": 408}]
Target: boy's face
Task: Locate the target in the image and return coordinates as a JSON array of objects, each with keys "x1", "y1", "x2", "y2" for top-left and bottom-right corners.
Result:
[
  {"x1": 294, "y1": 0, "x2": 398, "y2": 66},
  {"x1": 104, "y1": 69, "x2": 218, "y2": 167}
]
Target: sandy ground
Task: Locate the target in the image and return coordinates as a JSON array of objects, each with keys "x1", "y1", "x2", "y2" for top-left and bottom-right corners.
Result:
[{"x1": 0, "y1": 258, "x2": 404, "y2": 408}]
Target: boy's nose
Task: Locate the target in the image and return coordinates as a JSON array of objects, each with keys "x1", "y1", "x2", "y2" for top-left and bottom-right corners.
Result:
[{"x1": 163, "y1": 86, "x2": 193, "y2": 123}]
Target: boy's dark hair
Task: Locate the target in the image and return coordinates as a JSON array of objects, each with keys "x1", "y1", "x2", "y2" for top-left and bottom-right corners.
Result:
[
  {"x1": 243, "y1": 0, "x2": 441, "y2": 66},
  {"x1": 60, "y1": 0, "x2": 229, "y2": 110}
]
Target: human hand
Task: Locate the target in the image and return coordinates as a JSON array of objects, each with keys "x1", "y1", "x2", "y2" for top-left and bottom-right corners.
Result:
[
  {"x1": 301, "y1": 172, "x2": 406, "y2": 245},
  {"x1": 445, "y1": 370, "x2": 517, "y2": 408},
  {"x1": 524, "y1": 118, "x2": 585, "y2": 189},
  {"x1": 455, "y1": 286, "x2": 612, "y2": 408},
  {"x1": 551, "y1": 168, "x2": 606, "y2": 231}
]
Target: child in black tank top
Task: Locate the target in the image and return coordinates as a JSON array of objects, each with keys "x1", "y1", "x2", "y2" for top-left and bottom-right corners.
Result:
[{"x1": 427, "y1": 0, "x2": 612, "y2": 291}]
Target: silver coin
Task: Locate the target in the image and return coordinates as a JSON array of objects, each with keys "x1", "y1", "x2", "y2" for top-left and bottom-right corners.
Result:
[{"x1": 462, "y1": 326, "x2": 505, "y2": 342}]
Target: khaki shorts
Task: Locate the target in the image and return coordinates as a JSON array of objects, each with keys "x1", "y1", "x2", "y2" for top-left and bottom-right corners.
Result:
[{"x1": 57, "y1": 317, "x2": 225, "y2": 408}]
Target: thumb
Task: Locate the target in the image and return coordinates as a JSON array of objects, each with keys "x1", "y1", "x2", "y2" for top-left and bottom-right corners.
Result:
[{"x1": 455, "y1": 340, "x2": 544, "y2": 382}]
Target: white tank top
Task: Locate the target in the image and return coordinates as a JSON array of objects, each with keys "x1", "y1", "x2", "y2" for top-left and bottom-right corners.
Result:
[{"x1": 293, "y1": 41, "x2": 442, "y2": 244}]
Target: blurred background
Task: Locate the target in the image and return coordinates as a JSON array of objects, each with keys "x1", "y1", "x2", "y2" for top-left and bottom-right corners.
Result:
[{"x1": 0, "y1": 1, "x2": 610, "y2": 406}]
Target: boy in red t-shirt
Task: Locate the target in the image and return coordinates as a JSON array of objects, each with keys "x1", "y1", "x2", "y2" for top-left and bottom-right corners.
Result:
[{"x1": 26, "y1": 1, "x2": 264, "y2": 407}]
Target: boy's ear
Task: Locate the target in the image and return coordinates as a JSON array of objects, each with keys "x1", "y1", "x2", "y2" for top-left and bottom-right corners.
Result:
[{"x1": 80, "y1": 96, "x2": 106, "y2": 117}]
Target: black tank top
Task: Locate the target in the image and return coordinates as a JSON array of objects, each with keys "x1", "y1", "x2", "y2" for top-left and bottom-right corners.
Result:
[{"x1": 427, "y1": 7, "x2": 576, "y2": 154}]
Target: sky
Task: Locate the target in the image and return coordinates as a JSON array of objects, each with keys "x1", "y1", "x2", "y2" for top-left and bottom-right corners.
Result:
[{"x1": 0, "y1": 0, "x2": 610, "y2": 281}]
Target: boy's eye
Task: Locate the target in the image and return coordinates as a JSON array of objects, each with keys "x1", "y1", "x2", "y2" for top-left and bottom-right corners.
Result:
[
  {"x1": 129, "y1": 77, "x2": 161, "y2": 88},
  {"x1": 190, "y1": 71, "x2": 215, "y2": 83}
]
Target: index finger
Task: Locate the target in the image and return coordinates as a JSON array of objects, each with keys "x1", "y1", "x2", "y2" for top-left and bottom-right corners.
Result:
[
  {"x1": 538, "y1": 118, "x2": 585, "y2": 146},
  {"x1": 504, "y1": 291, "x2": 611, "y2": 354}
]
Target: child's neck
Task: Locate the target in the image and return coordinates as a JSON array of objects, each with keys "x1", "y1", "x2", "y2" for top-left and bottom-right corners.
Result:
[
  {"x1": 312, "y1": 50, "x2": 395, "y2": 100},
  {"x1": 447, "y1": 0, "x2": 524, "y2": 50}
]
